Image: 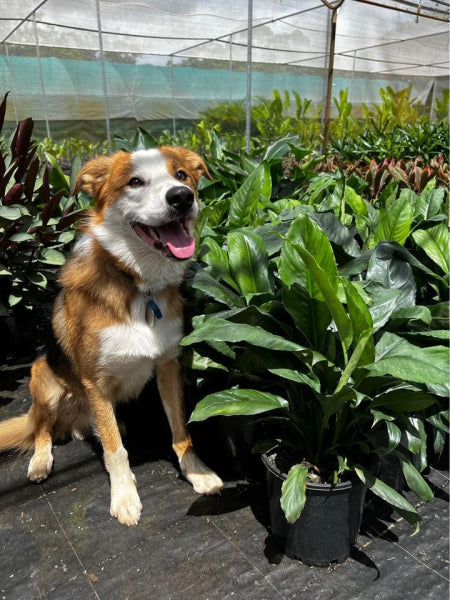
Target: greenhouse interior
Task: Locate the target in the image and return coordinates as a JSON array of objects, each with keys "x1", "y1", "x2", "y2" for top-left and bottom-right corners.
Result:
[
  {"x1": 1, "y1": 0, "x2": 449, "y2": 144},
  {"x1": 0, "y1": 2, "x2": 449, "y2": 600}
]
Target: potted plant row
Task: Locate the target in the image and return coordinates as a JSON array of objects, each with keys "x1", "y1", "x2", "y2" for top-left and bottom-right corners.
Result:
[{"x1": 180, "y1": 138, "x2": 449, "y2": 566}]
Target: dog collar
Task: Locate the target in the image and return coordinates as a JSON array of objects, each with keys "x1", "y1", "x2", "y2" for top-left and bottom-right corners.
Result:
[{"x1": 145, "y1": 297, "x2": 163, "y2": 326}]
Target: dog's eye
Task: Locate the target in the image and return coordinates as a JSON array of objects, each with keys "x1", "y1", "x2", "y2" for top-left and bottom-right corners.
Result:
[
  {"x1": 176, "y1": 170, "x2": 188, "y2": 181},
  {"x1": 128, "y1": 177, "x2": 144, "y2": 188}
]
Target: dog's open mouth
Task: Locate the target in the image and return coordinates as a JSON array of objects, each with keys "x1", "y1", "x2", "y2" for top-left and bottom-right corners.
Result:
[{"x1": 131, "y1": 218, "x2": 195, "y2": 260}]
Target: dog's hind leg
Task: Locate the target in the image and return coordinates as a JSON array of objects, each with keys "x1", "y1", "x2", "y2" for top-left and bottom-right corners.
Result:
[
  {"x1": 156, "y1": 358, "x2": 223, "y2": 495},
  {"x1": 27, "y1": 357, "x2": 63, "y2": 482}
]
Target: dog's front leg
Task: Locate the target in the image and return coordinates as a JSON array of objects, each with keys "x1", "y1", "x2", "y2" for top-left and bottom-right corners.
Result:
[
  {"x1": 156, "y1": 358, "x2": 223, "y2": 495},
  {"x1": 84, "y1": 380, "x2": 142, "y2": 526}
]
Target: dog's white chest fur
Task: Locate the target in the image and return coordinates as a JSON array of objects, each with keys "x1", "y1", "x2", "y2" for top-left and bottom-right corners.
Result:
[{"x1": 98, "y1": 294, "x2": 182, "y2": 401}]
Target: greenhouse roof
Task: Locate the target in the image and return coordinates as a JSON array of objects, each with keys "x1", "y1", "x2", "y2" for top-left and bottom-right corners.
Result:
[{"x1": 1, "y1": 0, "x2": 449, "y2": 77}]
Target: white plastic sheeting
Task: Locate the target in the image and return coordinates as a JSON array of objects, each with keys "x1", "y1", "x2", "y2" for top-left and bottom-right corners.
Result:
[{"x1": 0, "y1": 0, "x2": 448, "y2": 137}]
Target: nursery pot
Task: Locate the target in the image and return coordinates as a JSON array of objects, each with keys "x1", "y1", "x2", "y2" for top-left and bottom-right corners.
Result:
[{"x1": 262, "y1": 453, "x2": 367, "y2": 567}]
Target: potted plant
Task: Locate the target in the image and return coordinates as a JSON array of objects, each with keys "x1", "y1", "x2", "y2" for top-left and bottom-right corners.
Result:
[{"x1": 179, "y1": 150, "x2": 449, "y2": 565}]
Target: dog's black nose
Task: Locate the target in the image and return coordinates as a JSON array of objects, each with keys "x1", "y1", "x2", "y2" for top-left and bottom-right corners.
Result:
[{"x1": 166, "y1": 186, "x2": 194, "y2": 213}]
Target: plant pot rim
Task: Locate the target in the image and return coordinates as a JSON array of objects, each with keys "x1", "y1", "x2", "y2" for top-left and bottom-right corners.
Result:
[{"x1": 262, "y1": 451, "x2": 353, "y2": 492}]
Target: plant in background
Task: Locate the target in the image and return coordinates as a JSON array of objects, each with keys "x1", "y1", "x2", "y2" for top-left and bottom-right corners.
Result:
[
  {"x1": 362, "y1": 84, "x2": 422, "y2": 132},
  {"x1": 0, "y1": 93, "x2": 88, "y2": 321},
  {"x1": 180, "y1": 139, "x2": 449, "y2": 530},
  {"x1": 433, "y1": 88, "x2": 449, "y2": 121}
]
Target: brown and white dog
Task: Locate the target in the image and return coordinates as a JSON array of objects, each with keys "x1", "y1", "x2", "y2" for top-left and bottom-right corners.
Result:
[{"x1": 0, "y1": 147, "x2": 223, "y2": 525}]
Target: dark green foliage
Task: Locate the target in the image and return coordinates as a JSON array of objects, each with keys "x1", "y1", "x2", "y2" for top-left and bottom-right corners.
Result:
[{"x1": 181, "y1": 137, "x2": 449, "y2": 529}]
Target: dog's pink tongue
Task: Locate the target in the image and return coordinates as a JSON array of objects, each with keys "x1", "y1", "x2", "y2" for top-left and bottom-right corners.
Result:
[{"x1": 156, "y1": 222, "x2": 195, "y2": 259}]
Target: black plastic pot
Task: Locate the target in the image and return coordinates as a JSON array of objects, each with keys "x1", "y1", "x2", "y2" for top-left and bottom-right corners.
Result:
[{"x1": 262, "y1": 453, "x2": 367, "y2": 567}]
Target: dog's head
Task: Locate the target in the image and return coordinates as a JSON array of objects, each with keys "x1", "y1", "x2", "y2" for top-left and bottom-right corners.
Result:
[{"x1": 75, "y1": 147, "x2": 211, "y2": 263}]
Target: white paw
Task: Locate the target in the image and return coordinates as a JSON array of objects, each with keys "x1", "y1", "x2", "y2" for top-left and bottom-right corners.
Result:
[
  {"x1": 28, "y1": 450, "x2": 54, "y2": 483},
  {"x1": 110, "y1": 483, "x2": 142, "y2": 526},
  {"x1": 187, "y1": 471, "x2": 224, "y2": 495},
  {"x1": 180, "y1": 451, "x2": 223, "y2": 495}
]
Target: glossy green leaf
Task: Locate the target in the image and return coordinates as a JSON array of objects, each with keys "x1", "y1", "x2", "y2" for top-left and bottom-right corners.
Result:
[
  {"x1": 190, "y1": 269, "x2": 244, "y2": 308},
  {"x1": 374, "y1": 194, "x2": 414, "y2": 246},
  {"x1": 414, "y1": 186, "x2": 445, "y2": 220},
  {"x1": 280, "y1": 464, "x2": 308, "y2": 523},
  {"x1": 368, "y1": 333, "x2": 449, "y2": 384},
  {"x1": 189, "y1": 388, "x2": 288, "y2": 422},
  {"x1": 282, "y1": 282, "x2": 331, "y2": 348},
  {"x1": 355, "y1": 467, "x2": 421, "y2": 533},
  {"x1": 335, "y1": 329, "x2": 373, "y2": 392},
  {"x1": 280, "y1": 215, "x2": 338, "y2": 293},
  {"x1": 412, "y1": 223, "x2": 450, "y2": 274},
  {"x1": 228, "y1": 163, "x2": 271, "y2": 228},
  {"x1": 181, "y1": 317, "x2": 306, "y2": 352},
  {"x1": 372, "y1": 388, "x2": 436, "y2": 412},
  {"x1": 268, "y1": 368, "x2": 320, "y2": 392},
  {"x1": 228, "y1": 230, "x2": 271, "y2": 296},
  {"x1": 38, "y1": 248, "x2": 66, "y2": 265},
  {"x1": 400, "y1": 458, "x2": 433, "y2": 502},
  {"x1": 280, "y1": 215, "x2": 352, "y2": 353},
  {"x1": 342, "y1": 279, "x2": 375, "y2": 365}
]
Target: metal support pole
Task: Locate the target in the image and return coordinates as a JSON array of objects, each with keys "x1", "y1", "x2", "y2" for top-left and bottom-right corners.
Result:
[
  {"x1": 170, "y1": 55, "x2": 176, "y2": 137},
  {"x1": 245, "y1": 0, "x2": 253, "y2": 153},
  {"x1": 96, "y1": 0, "x2": 112, "y2": 154},
  {"x1": 322, "y1": 7, "x2": 338, "y2": 155},
  {"x1": 33, "y1": 13, "x2": 50, "y2": 138}
]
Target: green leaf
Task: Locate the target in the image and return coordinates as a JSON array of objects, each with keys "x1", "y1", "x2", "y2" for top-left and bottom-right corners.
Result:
[
  {"x1": 200, "y1": 237, "x2": 237, "y2": 291},
  {"x1": 343, "y1": 279, "x2": 375, "y2": 366},
  {"x1": 9, "y1": 232, "x2": 34, "y2": 242},
  {"x1": 335, "y1": 329, "x2": 373, "y2": 393},
  {"x1": 280, "y1": 215, "x2": 338, "y2": 292},
  {"x1": 414, "y1": 186, "x2": 445, "y2": 220},
  {"x1": 374, "y1": 194, "x2": 414, "y2": 246},
  {"x1": 399, "y1": 458, "x2": 433, "y2": 502},
  {"x1": 0, "y1": 263, "x2": 12, "y2": 276},
  {"x1": 368, "y1": 332, "x2": 449, "y2": 384},
  {"x1": 228, "y1": 230, "x2": 271, "y2": 297},
  {"x1": 372, "y1": 388, "x2": 436, "y2": 412},
  {"x1": 412, "y1": 224, "x2": 450, "y2": 274},
  {"x1": 282, "y1": 282, "x2": 331, "y2": 349},
  {"x1": 344, "y1": 185, "x2": 368, "y2": 217},
  {"x1": 26, "y1": 271, "x2": 48, "y2": 288},
  {"x1": 189, "y1": 388, "x2": 288, "y2": 422},
  {"x1": 228, "y1": 163, "x2": 271, "y2": 228},
  {"x1": 70, "y1": 154, "x2": 82, "y2": 194},
  {"x1": 38, "y1": 248, "x2": 66, "y2": 265},
  {"x1": 280, "y1": 464, "x2": 308, "y2": 523},
  {"x1": 283, "y1": 241, "x2": 352, "y2": 355},
  {"x1": 46, "y1": 153, "x2": 70, "y2": 192},
  {"x1": 181, "y1": 317, "x2": 306, "y2": 352},
  {"x1": 190, "y1": 269, "x2": 245, "y2": 309},
  {"x1": 355, "y1": 467, "x2": 421, "y2": 533},
  {"x1": 280, "y1": 215, "x2": 352, "y2": 351},
  {"x1": 268, "y1": 368, "x2": 321, "y2": 392},
  {"x1": 0, "y1": 205, "x2": 24, "y2": 220}
]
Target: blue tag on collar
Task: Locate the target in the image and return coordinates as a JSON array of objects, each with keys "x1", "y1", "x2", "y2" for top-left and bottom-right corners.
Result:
[{"x1": 147, "y1": 299, "x2": 163, "y2": 320}]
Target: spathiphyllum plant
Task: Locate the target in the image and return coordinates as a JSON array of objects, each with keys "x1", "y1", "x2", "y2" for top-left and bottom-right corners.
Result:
[{"x1": 180, "y1": 137, "x2": 449, "y2": 532}]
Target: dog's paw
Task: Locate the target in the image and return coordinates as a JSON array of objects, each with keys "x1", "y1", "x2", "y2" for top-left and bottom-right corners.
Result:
[
  {"x1": 110, "y1": 483, "x2": 142, "y2": 526},
  {"x1": 28, "y1": 450, "x2": 54, "y2": 483},
  {"x1": 187, "y1": 471, "x2": 224, "y2": 495},
  {"x1": 180, "y1": 451, "x2": 223, "y2": 495}
]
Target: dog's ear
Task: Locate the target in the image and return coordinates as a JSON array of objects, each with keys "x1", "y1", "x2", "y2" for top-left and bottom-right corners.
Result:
[
  {"x1": 72, "y1": 155, "x2": 113, "y2": 197},
  {"x1": 197, "y1": 158, "x2": 213, "y2": 182}
]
